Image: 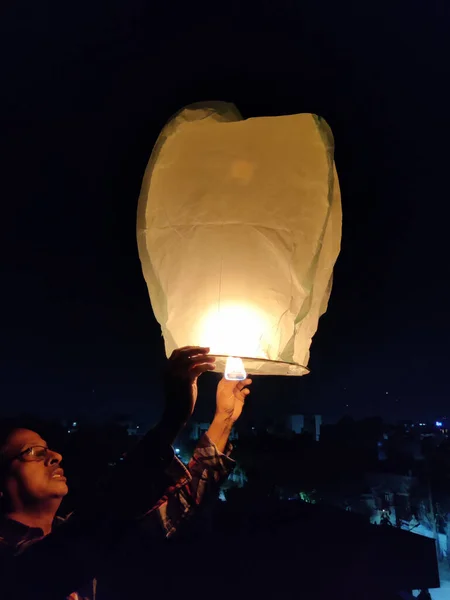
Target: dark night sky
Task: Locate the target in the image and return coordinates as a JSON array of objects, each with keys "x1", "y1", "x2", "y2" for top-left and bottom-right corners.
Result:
[{"x1": 1, "y1": 1, "x2": 449, "y2": 425}]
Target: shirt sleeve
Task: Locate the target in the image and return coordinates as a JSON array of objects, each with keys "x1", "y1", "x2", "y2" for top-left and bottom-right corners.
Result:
[{"x1": 143, "y1": 433, "x2": 235, "y2": 538}]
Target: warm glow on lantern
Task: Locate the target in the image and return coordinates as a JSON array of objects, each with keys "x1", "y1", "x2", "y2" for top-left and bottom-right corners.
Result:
[
  {"x1": 225, "y1": 357, "x2": 247, "y2": 381},
  {"x1": 137, "y1": 101, "x2": 342, "y2": 377},
  {"x1": 196, "y1": 303, "x2": 271, "y2": 359}
]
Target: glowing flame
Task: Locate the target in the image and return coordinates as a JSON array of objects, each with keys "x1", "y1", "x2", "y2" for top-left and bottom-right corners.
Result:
[
  {"x1": 196, "y1": 303, "x2": 270, "y2": 358},
  {"x1": 225, "y1": 357, "x2": 247, "y2": 381}
]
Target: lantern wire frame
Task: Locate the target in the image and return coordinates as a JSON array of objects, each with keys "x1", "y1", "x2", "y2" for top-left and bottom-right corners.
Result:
[{"x1": 212, "y1": 355, "x2": 309, "y2": 377}]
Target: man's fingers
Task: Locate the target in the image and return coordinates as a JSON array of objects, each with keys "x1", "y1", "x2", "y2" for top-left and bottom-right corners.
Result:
[
  {"x1": 237, "y1": 387, "x2": 251, "y2": 402},
  {"x1": 184, "y1": 355, "x2": 216, "y2": 368},
  {"x1": 219, "y1": 377, "x2": 252, "y2": 392},
  {"x1": 169, "y1": 347, "x2": 210, "y2": 365},
  {"x1": 168, "y1": 347, "x2": 215, "y2": 382},
  {"x1": 173, "y1": 351, "x2": 214, "y2": 368},
  {"x1": 190, "y1": 353, "x2": 215, "y2": 362},
  {"x1": 173, "y1": 346, "x2": 210, "y2": 358},
  {"x1": 237, "y1": 378, "x2": 252, "y2": 389},
  {"x1": 191, "y1": 363, "x2": 216, "y2": 378}
]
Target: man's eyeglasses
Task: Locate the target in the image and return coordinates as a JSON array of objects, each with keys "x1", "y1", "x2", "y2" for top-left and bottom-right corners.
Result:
[{"x1": 15, "y1": 446, "x2": 50, "y2": 462}]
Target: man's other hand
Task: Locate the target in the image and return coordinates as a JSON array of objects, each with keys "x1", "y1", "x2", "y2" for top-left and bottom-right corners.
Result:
[
  {"x1": 161, "y1": 347, "x2": 216, "y2": 438},
  {"x1": 215, "y1": 377, "x2": 252, "y2": 424}
]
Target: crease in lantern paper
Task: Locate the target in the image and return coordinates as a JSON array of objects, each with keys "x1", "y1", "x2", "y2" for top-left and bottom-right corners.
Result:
[{"x1": 293, "y1": 170, "x2": 335, "y2": 326}]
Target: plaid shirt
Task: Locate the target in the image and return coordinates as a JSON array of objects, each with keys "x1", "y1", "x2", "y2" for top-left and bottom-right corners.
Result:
[{"x1": 0, "y1": 434, "x2": 234, "y2": 600}]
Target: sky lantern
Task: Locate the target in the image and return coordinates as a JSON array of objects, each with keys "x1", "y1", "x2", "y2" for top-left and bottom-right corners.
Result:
[{"x1": 137, "y1": 101, "x2": 342, "y2": 379}]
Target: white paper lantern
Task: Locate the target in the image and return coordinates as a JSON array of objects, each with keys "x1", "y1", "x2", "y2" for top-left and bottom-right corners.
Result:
[{"x1": 137, "y1": 102, "x2": 342, "y2": 376}]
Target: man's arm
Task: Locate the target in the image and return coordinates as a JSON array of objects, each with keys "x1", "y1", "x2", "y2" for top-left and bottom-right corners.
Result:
[
  {"x1": 76, "y1": 347, "x2": 216, "y2": 522},
  {"x1": 207, "y1": 377, "x2": 252, "y2": 453},
  {"x1": 138, "y1": 378, "x2": 252, "y2": 539}
]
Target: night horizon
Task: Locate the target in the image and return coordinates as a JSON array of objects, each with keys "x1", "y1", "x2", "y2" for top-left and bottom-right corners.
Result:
[{"x1": 2, "y1": 2, "x2": 449, "y2": 424}]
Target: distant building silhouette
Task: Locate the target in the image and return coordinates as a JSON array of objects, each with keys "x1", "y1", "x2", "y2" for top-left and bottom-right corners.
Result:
[
  {"x1": 190, "y1": 422, "x2": 238, "y2": 441},
  {"x1": 285, "y1": 414, "x2": 322, "y2": 441}
]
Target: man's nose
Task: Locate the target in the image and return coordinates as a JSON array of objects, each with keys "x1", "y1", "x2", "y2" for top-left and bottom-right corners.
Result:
[{"x1": 47, "y1": 450, "x2": 63, "y2": 465}]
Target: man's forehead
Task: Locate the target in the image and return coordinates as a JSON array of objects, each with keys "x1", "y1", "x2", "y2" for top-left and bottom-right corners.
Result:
[{"x1": 5, "y1": 428, "x2": 46, "y2": 451}]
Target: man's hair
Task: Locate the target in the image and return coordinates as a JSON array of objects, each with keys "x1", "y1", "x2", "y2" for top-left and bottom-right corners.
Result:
[
  {"x1": 0, "y1": 421, "x2": 20, "y2": 459},
  {"x1": 0, "y1": 419, "x2": 32, "y2": 452},
  {"x1": 0, "y1": 420, "x2": 24, "y2": 513}
]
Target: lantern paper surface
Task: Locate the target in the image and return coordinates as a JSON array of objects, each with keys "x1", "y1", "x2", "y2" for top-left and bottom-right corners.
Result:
[{"x1": 137, "y1": 102, "x2": 342, "y2": 376}]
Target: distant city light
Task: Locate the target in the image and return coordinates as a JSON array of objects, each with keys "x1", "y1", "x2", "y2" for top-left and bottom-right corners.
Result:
[
  {"x1": 436, "y1": 421, "x2": 443, "y2": 427},
  {"x1": 73, "y1": 422, "x2": 77, "y2": 427},
  {"x1": 175, "y1": 448, "x2": 180, "y2": 455}
]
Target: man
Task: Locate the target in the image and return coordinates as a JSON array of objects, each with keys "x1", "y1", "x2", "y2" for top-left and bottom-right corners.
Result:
[{"x1": 0, "y1": 347, "x2": 252, "y2": 599}]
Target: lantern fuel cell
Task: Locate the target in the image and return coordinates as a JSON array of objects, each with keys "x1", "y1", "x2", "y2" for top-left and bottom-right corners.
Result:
[
  {"x1": 225, "y1": 357, "x2": 247, "y2": 381},
  {"x1": 137, "y1": 102, "x2": 342, "y2": 377}
]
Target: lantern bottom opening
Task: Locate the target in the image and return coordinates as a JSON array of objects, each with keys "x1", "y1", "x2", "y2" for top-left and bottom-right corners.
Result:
[{"x1": 211, "y1": 355, "x2": 309, "y2": 377}]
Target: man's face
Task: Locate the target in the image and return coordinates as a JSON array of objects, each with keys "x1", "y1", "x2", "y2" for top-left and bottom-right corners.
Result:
[{"x1": 0, "y1": 429, "x2": 69, "y2": 510}]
